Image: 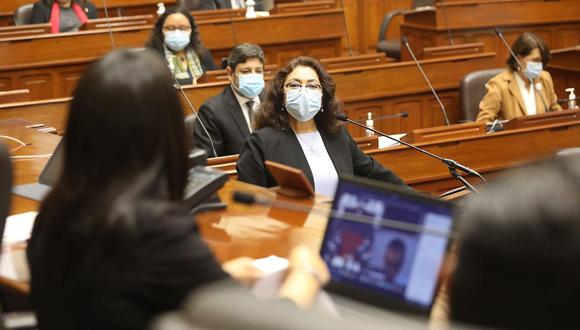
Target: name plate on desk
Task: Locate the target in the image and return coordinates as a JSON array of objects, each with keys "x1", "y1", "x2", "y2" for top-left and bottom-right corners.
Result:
[
  {"x1": 503, "y1": 110, "x2": 580, "y2": 130},
  {"x1": 400, "y1": 122, "x2": 486, "y2": 143}
]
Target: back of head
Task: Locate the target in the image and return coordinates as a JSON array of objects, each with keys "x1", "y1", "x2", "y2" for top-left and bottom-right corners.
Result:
[
  {"x1": 37, "y1": 49, "x2": 187, "y2": 245},
  {"x1": 451, "y1": 157, "x2": 580, "y2": 329}
]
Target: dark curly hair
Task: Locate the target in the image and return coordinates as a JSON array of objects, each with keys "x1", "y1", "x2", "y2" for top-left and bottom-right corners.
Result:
[
  {"x1": 506, "y1": 32, "x2": 551, "y2": 71},
  {"x1": 255, "y1": 56, "x2": 342, "y2": 134},
  {"x1": 146, "y1": 6, "x2": 209, "y2": 58}
]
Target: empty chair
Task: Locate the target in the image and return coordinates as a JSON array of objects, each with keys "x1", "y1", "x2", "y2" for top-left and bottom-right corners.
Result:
[
  {"x1": 13, "y1": 4, "x2": 34, "y2": 25},
  {"x1": 179, "y1": 0, "x2": 219, "y2": 10},
  {"x1": 459, "y1": 68, "x2": 503, "y2": 122},
  {"x1": 376, "y1": 0, "x2": 434, "y2": 60}
]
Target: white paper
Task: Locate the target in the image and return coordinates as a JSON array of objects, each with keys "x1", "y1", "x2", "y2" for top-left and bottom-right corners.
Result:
[
  {"x1": 378, "y1": 134, "x2": 407, "y2": 149},
  {"x1": 3, "y1": 211, "x2": 37, "y2": 245}
]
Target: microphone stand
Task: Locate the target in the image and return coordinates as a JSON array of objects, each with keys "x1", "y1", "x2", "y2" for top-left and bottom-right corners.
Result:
[
  {"x1": 339, "y1": 115, "x2": 485, "y2": 193},
  {"x1": 401, "y1": 37, "x2": 451, "y2": 126}
]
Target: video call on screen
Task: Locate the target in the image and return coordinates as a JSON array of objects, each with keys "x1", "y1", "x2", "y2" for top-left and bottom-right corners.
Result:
[{"x1": 321, "y1": 181, "x2": 453, "y2": 309}]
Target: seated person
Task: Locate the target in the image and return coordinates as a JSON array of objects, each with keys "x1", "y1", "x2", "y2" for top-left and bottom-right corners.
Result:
[
  {"x1": 31, "y1": 0, "x2": 97, "y2": 33},
  {"x1": 236, "y1": 56, "x2": 408, "y2": 197},
  {"x1": 193, "y1": 43, "x2": 266, "y2": 157},
  {"x1": 186, "y1": 0, "x2": 271, "y2": 11},
  {"x1": 146, "y1": 6, "x2": 216, "y2": 85},
  {"x1": 27, "y1": 49, "x2": 327, "y2": 330},
  {"x1": 476, "y1": 32, "x2": 561, "y2": 123},
  {"x1": 449, "y1": 156, "x2": 580, "y2": 329}
]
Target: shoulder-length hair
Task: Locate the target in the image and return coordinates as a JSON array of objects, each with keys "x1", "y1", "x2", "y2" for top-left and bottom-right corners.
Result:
[
  {"x1": 146, "y1": 6, "x2": 208, "y2": 57},
  {"x1": 507, "y1": 32, "x2": 551, "y2": 71},
  {"x1": 255, "y1": 56, "x2": 342, "y2": 134},
  {"x1": 37, "y1": 49, "x2": 188, "y2": 242}
]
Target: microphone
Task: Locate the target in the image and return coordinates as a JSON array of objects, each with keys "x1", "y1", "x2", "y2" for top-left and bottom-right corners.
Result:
[
  {"x1": 232, "y1": 191, "x2": 456, "y2": 238},
  {"x1": 401, "y1": 36, "x2": 451, "y2": 126},
  {"x1": 336, "y1": 113, "x2": 486, "y2": 193},
  {"x1": 352, "y1": 112, "x2": 408, "y2": 123},
  {"x1": 102, "y1": 0, "x2": 116, "y2": 49},
  {"x1": 338, "y1": 0, "x2": 354, "y2": 56},
  {"x1": 172, "y1": 76, "x2": 218, "y2": 158},
  {"x1": 439, "y1": 0, "x2": 454, "y2": 46},
  {"x1": 493, "y1": 28, "x2": 550, "y2": 112}
]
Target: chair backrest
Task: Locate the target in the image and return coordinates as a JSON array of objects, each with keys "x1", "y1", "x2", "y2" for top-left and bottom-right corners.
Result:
[
  {"x1": 0, "y1": 144, "x2": 12, "y2": 246},
  {"x1": 459, "y1": 68, "x2": 503, "y2": 121},
  {"x1": 184, "y1": 114, "x2": 196, "y2": 152},
  {"x1": 13, "y1": 4, "x2": 34, "y2": 26},
  {"x1": 179, "y1": 0, "x2": 218, "y2": 10},
  {"x1": 414, "y1": 0, "x2": 435, "y2": 8}
]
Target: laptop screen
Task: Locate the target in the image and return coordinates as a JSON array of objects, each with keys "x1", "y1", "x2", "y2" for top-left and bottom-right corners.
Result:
[{"x1": 320, "y1": 176, "x2": 454, "y2": 313}]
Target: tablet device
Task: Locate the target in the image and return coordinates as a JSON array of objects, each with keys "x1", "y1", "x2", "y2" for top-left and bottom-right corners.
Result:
[
  {"x1": 320, "y1": 175, "x2": 455, "y2": 315},
  {"x1": 264, "y1": 160, "x2": 315, "y2": 198}
]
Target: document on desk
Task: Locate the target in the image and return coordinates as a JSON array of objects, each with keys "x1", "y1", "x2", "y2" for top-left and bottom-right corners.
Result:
[
  {"x1": 0, "y1": 212, "x2": 37, "y2": 281},
  {"x1": 378, "y1": 134, "x2": 406, "y2": 149}
]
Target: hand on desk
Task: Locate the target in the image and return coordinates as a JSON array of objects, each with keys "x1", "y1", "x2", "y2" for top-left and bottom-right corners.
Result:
[{"x1": 222, "y1": 245, "x2": 330, "y2": 308}]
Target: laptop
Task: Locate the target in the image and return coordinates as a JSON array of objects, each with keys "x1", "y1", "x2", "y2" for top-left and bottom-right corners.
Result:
[
  {"x1": 12, "y1": 140, "x2": 64, "y2": 201},
  {"x1": 320, "y1": 175, "x2": 455, "y2": 316}
]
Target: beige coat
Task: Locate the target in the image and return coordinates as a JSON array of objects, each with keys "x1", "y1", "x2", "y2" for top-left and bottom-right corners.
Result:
[{"x1": 476, "y1": 69, "x2": 562, "y2": 123}]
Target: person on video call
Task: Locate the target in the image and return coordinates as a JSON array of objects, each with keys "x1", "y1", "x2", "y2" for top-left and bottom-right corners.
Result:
[
  {"x1": 31, "y1": 0, "x2": 97, "y2": 33},
  {"x1": 193, "y1": 43, "x2": 266, "y2": 157},
  {"x1": 236, "y1": 56, "x2": 408, "y2": 197},
  {"x1": 476, "y1": 32, "x2": 561, "y2": 123}
]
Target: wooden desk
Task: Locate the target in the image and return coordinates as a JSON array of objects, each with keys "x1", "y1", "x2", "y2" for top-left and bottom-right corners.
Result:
[
  {"x1": 330, "y1": 52, "x2": 497, "y2": 136},
  {"x1": 0, "y1": 120, "x2": 329, "y2": 294},
  {"x1": 400, "y1": 0, "x2": 580, "y2": 65},
  {"x1": 0, "y1": 9, "x2": 345, "y2": 99},
  {"x1": 548, "y1": 46, "x2": 580, "y2": 101},
  {"x1": 0, "y1": 0, "x2": 177, "y2": 26},
  {"x1": 0, "y1": 52, "x2": 498, "y2": 135}
]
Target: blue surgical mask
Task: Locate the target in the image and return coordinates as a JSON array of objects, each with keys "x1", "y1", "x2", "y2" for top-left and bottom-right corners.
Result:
[
  {"x1": 164, "y1": 30, "x2": 190, "y2": 52},
  {"x1": 524, "y1": 61, "x2": 542, "y2": 80},
  {"x1": 236, "y1": 73, "x2": 264, "y2": 98},
  {"x1": 285, "y1": 88, "x2": 322, "y2": 122}
]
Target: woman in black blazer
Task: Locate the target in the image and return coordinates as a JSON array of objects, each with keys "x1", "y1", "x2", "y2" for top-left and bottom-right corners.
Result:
[
  {"x1": 146, "y1": 6, "x2": 216, "y2": 85},
  {"x1": 237, "y1": 56, "x2": 408, "y2": 196},
  {"x1": 31, "y1": 0, "x2": 97, "y2": 33}
]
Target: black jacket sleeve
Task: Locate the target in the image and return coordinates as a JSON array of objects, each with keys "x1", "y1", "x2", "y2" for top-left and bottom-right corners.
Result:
[
  {"x1": 236, "y1": 132, "x2": 271, "y2": 187},
  {"x1": 31, "y1": 2, "x2": 50, "y2": 24},
  {"x1": 85, "y1": 2, "x2": 98, "y2": 19},
  {"x1": 192, "y1": 104, "x2": 224, "y2": 157},
  {"x1": 346, "y1": 130, "x2": 409, "y2": 188}
]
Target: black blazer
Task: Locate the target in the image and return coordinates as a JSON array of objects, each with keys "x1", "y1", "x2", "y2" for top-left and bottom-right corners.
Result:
[
  {"x1": 31, "y1": 0, "x2": 98, "y2": 24},
  {"x1": 236, "y1": 125, "x2": 408, "y2": 189},
  {"x1": 214, "y1": 0, "x2": 269, "y2": 11},
  {"x1": 27, "y1": 200, "x2": 228, "y2": 330},
  {"x1": 193, "y1": 86, "x2": 256, "y2": 157}
]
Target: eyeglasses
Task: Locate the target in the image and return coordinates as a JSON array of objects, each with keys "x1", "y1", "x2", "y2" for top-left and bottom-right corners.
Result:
[
  {"x1": 163, "y1": 26, "x2": 192, "y2": 32},
  {"x1": 284, "y1": 81, "x2": 322, "y2": 92}
]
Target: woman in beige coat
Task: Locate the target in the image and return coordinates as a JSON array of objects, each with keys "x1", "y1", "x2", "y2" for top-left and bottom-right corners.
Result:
[{"x1": 476, "y1": 33, "x2": 561, "y2": 123}]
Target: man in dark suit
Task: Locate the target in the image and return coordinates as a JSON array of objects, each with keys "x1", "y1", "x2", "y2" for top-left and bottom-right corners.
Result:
[
  {"x1": 193, "y1": 43, "x2": 266, "y2": 157},
  {"x1": 184, "y1": 0, "x2": 272, "y2": 11}
]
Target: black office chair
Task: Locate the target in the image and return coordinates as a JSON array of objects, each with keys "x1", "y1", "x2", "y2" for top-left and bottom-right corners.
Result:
[
  {"x1": 376, "y1": 0, "x2": 434, "y2": 60},
  {"x1": 13, "y1": 4, "x2": 34, "y2": 26},
  {"x1": 459, "y1": 68, "x2": 503, "y2": 122},
  {"x1": 179, "y1": 0, "x2": 219, "y2": 10}
]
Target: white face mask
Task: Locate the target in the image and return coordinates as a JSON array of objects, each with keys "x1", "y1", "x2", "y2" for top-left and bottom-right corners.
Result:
[
  {"x1": 285, "y1": 88, "x2": 322, "y2": 122},
  {"x1": 163, "y1": 30, "x2": 190, "y2": 52}
]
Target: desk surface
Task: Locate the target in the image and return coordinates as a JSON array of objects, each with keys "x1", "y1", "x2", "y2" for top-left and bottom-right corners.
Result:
[{"x1": 0, "y1": 120, "x2": 331, "y2": 294}]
